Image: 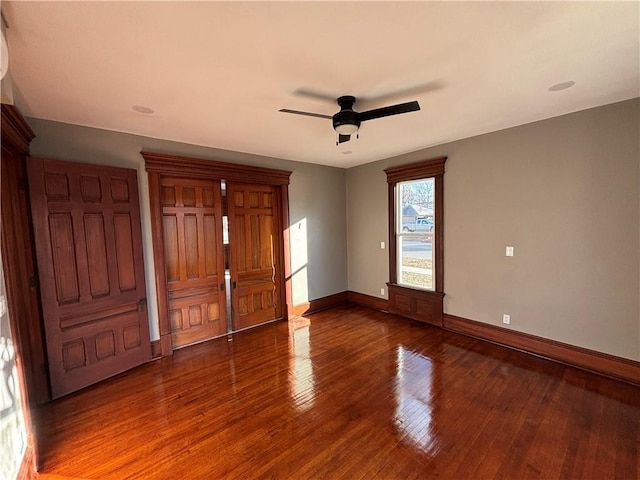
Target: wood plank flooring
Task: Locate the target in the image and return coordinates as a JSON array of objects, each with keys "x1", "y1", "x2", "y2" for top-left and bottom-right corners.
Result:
[{"x1": 36, "y1": 305, "x2": 640, "y2": 479}]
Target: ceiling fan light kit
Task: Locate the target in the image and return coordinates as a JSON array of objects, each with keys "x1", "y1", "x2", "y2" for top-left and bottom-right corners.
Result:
[
  {"x1": 280, "y1": 93, "x2": 421, "y2": 145},
  {"x1": 334, "y1": 121, "x2": 360, "y2": 135}
]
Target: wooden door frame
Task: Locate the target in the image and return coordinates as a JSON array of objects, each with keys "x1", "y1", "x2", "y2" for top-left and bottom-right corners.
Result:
[
  {"x1": 1, "y1": 104, "x2": 46, "y2": 472},
  {"x1": 143, "y1": 152, "x2": 292, "y2": 356}
]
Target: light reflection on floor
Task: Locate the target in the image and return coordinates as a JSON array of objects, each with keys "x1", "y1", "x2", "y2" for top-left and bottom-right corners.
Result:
[
  {"x1": 288, "y1": 317, "x2": 315, "y2": 412},
  {"x1": 394, "y1": 346, "x2": 438, "y2": 455}
]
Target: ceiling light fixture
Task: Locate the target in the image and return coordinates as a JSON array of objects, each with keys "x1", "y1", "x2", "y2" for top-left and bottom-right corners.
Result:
[
  {"x1": 335, "y1": 123, "x2": 359, "y2": 135},
  {"x1": 548, "y1": 81, "x2": 575, "y2": 92}
]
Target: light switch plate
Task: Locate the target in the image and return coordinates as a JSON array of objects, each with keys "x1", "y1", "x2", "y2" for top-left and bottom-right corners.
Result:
[{"x1": 506, "y1": 246, "x2": 514, "y2": 257}]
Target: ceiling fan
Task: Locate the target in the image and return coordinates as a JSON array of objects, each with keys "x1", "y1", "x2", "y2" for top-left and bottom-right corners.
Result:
[{"x1": 280, "y1": 95, "x2": 421, "y2": 144}]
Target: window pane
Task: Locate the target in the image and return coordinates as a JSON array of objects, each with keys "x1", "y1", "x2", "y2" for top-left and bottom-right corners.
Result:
[
  {"x1": 398, "y1": 178, "x2": 435, "y2": 233},
  {"x1": 397, "y1": 178, "x2": 435, "y2": 290},
  {"x1": 398, "y1": 234, "x2": 433, "y2": 290}
]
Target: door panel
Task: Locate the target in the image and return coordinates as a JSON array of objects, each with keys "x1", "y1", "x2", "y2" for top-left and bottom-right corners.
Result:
[
  {"x1": 161, "y1": 177, "x2": 226, "y2": 347},
  {"x1": 28, "y1": 158, "x2": 151, "y2": 398},
  {"x1": 228, "y1": 183, "x2": 281, "y2": 330}
]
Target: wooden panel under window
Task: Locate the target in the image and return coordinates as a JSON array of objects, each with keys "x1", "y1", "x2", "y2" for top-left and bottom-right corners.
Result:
[{"x1": 387, "y1": 284, "x2": 444, "y2": 327}]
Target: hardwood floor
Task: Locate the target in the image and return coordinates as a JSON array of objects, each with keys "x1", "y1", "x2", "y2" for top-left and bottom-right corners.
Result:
[{"x1": 36, "y1": 305, "x2": 639, "y2": 479}]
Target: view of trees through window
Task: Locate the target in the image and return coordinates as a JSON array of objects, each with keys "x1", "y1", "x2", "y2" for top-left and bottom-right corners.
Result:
[
  {"x1": 397, "y1": 178, "x2": 435, "y2": 290},
  {"x1": 401, "y1": 178, "x2": 433, "y2": 211}
]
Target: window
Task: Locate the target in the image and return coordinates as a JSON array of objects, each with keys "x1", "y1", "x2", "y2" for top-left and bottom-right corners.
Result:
[
  {"x1": 385, "y1": 157, "x2": 446, "y2": 325},
  {"x1": 396, "y1": 178, "x2": 436, "y2": 290}
]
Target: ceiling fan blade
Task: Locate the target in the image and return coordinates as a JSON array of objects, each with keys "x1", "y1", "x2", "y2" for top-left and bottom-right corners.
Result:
[
  {"x1": 279, "y1": 109, "x2": 332, "y2": 119},
  {"x1": 357, "y1": 100, "x2": 420, "y2": 123},
  {"x1": 338, "y1": 134, "x2": 351, "y2": 144},
  {"x1": 358, "y1": 81, "x2": 442, "y2": 108},
  {"x1": 293, "y1": 88, "x2": 338, "y2": 103}
]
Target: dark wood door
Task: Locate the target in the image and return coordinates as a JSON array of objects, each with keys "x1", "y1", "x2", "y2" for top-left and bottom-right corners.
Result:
[
  {"x1": 227, "y1": 183, "x2": 282, "y2": 330},
  {"x1": 161, "y1": 177, "x2": 226, "y2": 347},
  {"x1": 28, "y1": 158, "x2": 151, "y2": 398}
]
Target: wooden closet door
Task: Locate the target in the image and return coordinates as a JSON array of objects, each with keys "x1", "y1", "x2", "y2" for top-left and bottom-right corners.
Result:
[
  {"x1": 227, "y1": 183, "x2": 282, "y2": 330},
  {"x1": 27, "y1": 158, "x2": 151, "y2": 399},
  {"x1": 161, "y1": 177, "x2": 226, "y2": 347}
]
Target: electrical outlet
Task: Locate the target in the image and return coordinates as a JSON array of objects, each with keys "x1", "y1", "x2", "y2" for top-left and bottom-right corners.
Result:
[
  {"x1": 503, "y1": 314, "x2": 511, "y2": 324},
  {"x1": 381, "y1": 288, "x2": 385, "y2": 296},
  {"x1": 506, "y1": 246, "x2": 514, "y2": 257}
]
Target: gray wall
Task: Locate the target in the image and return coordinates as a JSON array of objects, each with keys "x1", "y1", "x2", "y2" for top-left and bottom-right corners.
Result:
[
  {"x1": 26, "y1": 99, "x2": 640, "y2": 361},
  {"x1": 347, "y1": 99, "x2": 640, "y2": 361},
  {"x1": 27, "y1": 118, "x2": 348, "y2": 340}
]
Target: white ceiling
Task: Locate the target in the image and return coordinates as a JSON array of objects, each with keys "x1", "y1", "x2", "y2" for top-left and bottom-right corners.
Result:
[{"x1": 3, "y1": 1, "x2": 639, "y2": 168}]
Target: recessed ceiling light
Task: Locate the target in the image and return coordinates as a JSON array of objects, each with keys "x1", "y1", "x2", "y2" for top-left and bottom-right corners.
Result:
[
  {"x1": 548, "y1": 81, "x2": 575, "y2": 92},
  {"x1": 342, "y1": 150, "x2": 352, "y2": 155},
  {"x1": 132, "y1": 105, "x2": 154, "y2": 114}
]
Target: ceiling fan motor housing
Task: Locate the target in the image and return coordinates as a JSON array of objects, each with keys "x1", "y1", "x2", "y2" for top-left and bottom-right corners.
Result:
[{"x1": 333, "y1": 95, "x2": 360, "y2": 133}]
